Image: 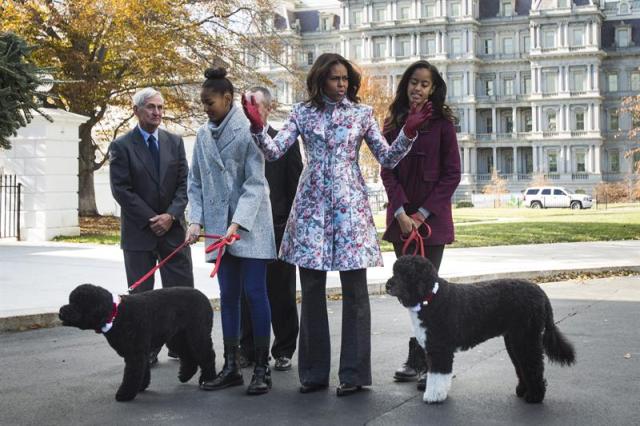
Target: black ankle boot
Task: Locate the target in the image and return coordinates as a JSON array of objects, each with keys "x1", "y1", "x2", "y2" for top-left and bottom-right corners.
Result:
[
  {"x1": 200, "y1": 344, "x2": 243, "y2": 391},
  {"x1": 394, "y1": 337, "x2": 426, "y2": 381},
  {"x1": 247, "y1": 347, "x2": 272, "y2": 395}
]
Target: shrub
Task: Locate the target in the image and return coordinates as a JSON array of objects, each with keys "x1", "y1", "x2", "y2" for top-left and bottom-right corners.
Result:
[
  {"x1": 456, "y1": 201, "x2": 474, "y2": 208},
  {"x1": 594, "y1": 182, "x2": 629, "y2": 203}
]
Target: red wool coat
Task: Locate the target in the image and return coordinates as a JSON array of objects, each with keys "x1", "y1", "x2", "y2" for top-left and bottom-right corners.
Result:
[{"x1": 381, "y1": 115, "x2": 461, "y2": 246}]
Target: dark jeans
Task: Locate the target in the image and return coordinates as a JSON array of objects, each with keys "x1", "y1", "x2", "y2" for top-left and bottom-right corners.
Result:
[
  {"x1": 298, "y1": 267, "x2": 371, "y2": 387},
  {"x1": 240, "y1": 259, "x2": 299, "y2": 359},
  {"x1": 218, "y1": 253, "x2": 271, "y2": 347}
]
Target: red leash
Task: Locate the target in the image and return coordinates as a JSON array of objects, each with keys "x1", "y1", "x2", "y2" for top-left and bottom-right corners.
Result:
[
  {"x1": 401, "y1": 214, "x2": 432, "y2": 257},
  {"x1": 128, "y1": 233, "x2": 240, "y2": 293}
]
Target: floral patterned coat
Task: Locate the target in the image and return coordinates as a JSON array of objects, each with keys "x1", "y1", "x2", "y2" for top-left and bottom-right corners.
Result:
[{"x1": 253, "y1": 98, "x2": 414, "y2": 271}]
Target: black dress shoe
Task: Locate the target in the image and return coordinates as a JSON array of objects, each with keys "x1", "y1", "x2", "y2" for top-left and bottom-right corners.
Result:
[
  {"x1": 299, "y1": 383, "x2": 328, "y2": 394},
  {"x1": 336, "y1": 383, "x2": 362, "y2": 397},
  {"x1": 167, "y1": 350, "x2": 179, "y2": 359},
  {"x1": 274, "y1": 356, "x2": 292, "y2": 371}
]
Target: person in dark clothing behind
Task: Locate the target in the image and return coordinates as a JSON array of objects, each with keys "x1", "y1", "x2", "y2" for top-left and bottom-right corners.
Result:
[{"x1": 239, "y1": 87, "x2": 303, "y2": 372}]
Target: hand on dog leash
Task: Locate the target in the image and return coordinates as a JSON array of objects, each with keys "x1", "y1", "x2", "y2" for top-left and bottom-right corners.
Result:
[
  {"x1": 129, "y1": 231, "x2": 240, "y2": 292},
  {"x1": 401, "y1": 214, "x2": 432, "y2": 257}
]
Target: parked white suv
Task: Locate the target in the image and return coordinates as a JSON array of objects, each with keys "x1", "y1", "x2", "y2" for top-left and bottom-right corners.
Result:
[{"x1": 524, "y1": 187, "x2": 593, "y2": 210}]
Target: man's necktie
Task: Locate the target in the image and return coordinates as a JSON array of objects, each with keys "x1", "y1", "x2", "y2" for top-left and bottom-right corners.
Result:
[{"x1": 147, "y1": 134, "x2": 159, "y2": 173}]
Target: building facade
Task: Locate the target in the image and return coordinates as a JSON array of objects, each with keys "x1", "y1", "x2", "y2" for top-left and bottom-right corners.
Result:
[{"x1": 254, "y1": 0, "x2": 640, "y2": 195}]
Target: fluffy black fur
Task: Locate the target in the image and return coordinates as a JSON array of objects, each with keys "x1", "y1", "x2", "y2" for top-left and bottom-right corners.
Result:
[
  {"x1": 386, "y1": 256, "x2": 576, "y2": 403},
  {"x1": 59, "y1": 284, "x2": 216, "y2": 402}
]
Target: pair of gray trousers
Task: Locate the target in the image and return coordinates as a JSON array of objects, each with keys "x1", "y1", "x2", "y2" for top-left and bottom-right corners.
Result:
[{"x1": 297, "y1": 267, "x2": 371, "y2": 386}]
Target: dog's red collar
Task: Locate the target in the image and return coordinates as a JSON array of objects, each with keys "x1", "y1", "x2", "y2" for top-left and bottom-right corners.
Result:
[
  {"x1": 409, "y1": 282, "x2": 440, "y2": 312},
  {"x1": 96, "y1": 295, "x2": 120, "y2": 334}
]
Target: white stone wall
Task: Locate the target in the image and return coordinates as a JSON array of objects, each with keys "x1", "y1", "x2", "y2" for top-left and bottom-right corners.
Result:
[{"x1": 0, "y1": 109, "x2": 88, "y2": 241}]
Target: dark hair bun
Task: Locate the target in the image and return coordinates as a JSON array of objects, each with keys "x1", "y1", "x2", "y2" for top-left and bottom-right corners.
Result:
[{"x1": 204, "y1": 67, "x2": 227, "y2": 80}]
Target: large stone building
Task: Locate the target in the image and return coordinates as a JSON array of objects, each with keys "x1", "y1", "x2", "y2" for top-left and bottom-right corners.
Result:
[{"x1": 253, "y1": 0, "x2": 639, "y2": 195}]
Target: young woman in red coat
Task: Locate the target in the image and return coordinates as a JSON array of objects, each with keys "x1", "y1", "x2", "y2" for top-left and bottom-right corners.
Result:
[{"x1": 381, "y1": 60, "x2": 461, "y2": 390}]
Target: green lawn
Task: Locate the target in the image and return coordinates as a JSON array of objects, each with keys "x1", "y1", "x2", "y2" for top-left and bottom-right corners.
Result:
[
  {"x1": 58, "y1": 204, "x2": 640, "y2": 250},
  {"x1": 375, "y1": 203, "x2": 640, "y2": 251}
]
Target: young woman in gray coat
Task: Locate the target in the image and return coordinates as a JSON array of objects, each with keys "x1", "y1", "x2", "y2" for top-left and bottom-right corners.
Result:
[{"x1": 186, "y1": 68, "x2": 276, "y2": 395}]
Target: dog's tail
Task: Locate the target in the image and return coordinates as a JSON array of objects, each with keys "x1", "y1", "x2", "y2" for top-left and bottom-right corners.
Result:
[{"x1": 542, "y1": 297, "x2": 576, "y2": 366}]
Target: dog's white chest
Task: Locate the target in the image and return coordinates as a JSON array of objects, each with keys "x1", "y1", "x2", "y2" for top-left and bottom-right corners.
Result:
[{"x1": 408, "y1": 308, "x2": 427, "y2": 349}]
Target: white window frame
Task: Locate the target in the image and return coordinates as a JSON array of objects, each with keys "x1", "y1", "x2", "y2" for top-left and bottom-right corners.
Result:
[
  {"x1": 547, "y1": 150, "x2": 558, "y2": 172},
  {"x1": 523, "y1": 75, "x2": 531, "y2": 94},
  {"x1": 503, "y1": 37, "x2": 514, "y2": 54},
  {"x1": 423, "y1": 2, "x2": 436, "y2": 18},
  {"x1": 608, "y1": 149, "x2": 620, "y2": 172},
  {"x1": 451, "y1": 77, "x2": 463, "y2": 97},
  {"x1": 631, "y1": 72, "x2": 640, "y2": 91},
  {"x1": 504, "y1": 78, "x2": 514, "y2": 95},
  {"x1": 485, "y1": 79, "x2": 495, "y2": 96},
  {"x1": 425, "y1": 36, "x2": 436, "y2": 55},
  {"x1": 574, "y1": 149, "x2": 587, "y2": 173},
  {"x1": 450, "y1": 1, "x2": 461, "y2": 17},
  {"x1": 351, "y1": 10, "x2": 362, "y2": 26},
  {"x1": 616, "y1": 27, "x2": 630, "y2": 48},
  {"x1": 608, "y1": 73, "x2": 619, "y2": 92},
  {"x1": 574, "y1": 109, "x2": 585, "y2": 131},
  {"x1": 502, "y1": 1, "x2": 513, "y2": 16},
  {"x1": 522, "y1": 34, "x2": 531, "y2": 53},
  {"x1": 374, "y1": 6, "x2": 387, "y2": 22},
  {"x1": 546, "y1": 110, "x2": 557, "y2": 131},
  {"x1": 484, "y1": 39, "x2": 494, "y2": 55},
  {"x1": 543, "y1": 71, "x2": 557, "y2": 94},
  {"x1": 398, "y1": 3, "x2": 412, "y2": 20},
  {"x1": 373, "y1": 37, "x2": 386, "y2": 58},
  {"x1": 397, "y1": 37, "x2": 411, "y2": 57},
  {"x1": 543, "y1": 29, "x2": 556, "y2": 49},
  {"x1": 451, "y1": 36, "x2": 462, "y2": 55},
  {"x1": 570, "y1": 68, "x2": 585, "y2": 92},
  {"x1": 609, "y1": 110, "x2": 619, "y2": 131}
]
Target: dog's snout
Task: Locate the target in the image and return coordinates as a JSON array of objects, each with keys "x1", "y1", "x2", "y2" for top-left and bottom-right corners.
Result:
[
  {"x1": 59, "y1": 304, "x2": 79, "y2": 324},
  {"x1": 385, "y1": 279, "x2": 396, "y2": 296}
]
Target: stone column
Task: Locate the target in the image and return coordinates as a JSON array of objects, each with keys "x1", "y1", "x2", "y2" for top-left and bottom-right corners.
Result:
[
  {"x1": 512, "y1": 107, "x2": 518, "y2": 133},
  {"x1": 513, "y1": 146, "x2": 518, "y2": 175},
  {"x1": 491, "y1": 108, "x2": 497, "y2": 135},
  {"x1": 471, "y1": 147, "x2": 478, "y2": 175},
  {"x1": 464, "y1": 147, "x2": 470, "y2": 173},
  {"x1": 594, "y1": 144, "x2": 601, "y2": 174},
  {"x1": 492, "y1": 147, "x2": 498, "y2": 172},
  {"x1": 532, "y1": 144, "x2": 538, "y2": 173}
]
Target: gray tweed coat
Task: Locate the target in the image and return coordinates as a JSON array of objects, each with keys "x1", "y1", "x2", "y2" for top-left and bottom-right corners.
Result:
[{"x1": 187, "y1": 105, "x2": 276, "y2": 261}]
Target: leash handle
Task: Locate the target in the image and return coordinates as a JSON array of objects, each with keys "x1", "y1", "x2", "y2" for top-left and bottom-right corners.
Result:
[
  {"x1": 400, "y1": 214, "x2": 432, "y2": 257},
  {"x1": 128, "y1": 233, "x2": 240, "y2": 292}
]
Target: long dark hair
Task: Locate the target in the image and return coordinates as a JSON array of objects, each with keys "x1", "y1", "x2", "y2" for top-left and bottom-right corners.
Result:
[
  {"x1": 305, "y1": 53, "x2": 361, "y2": 109},
  {"x1": 384, "y1": 60, "x2": 455, "y2": 133}
]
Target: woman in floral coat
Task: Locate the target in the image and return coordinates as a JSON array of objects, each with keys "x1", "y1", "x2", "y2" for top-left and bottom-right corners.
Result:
[{"x1": 242, "y1": 53, "x2": 431, "y2": 396}]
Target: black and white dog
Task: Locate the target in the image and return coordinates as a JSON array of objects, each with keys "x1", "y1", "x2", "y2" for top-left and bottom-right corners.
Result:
[
  {"x1": 386, "y1": 256, "x2": 576, "y2": 404},
  {"x1": 59, "y1": 284, "x2": 216, "y2": 401}
]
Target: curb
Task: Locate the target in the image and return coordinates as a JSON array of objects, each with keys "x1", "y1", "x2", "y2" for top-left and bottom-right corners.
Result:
[{"x1": 2, "y1": 265, "x2": 639, "y2": 333}]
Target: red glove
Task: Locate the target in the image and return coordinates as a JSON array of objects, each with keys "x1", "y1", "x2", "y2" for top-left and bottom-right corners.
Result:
[
  {"x1": 241, "y1": 94, "x2": 264, "y2": 133},
  {"x1": 403, "y1": 101, "x2": 433, "y2": 139}
]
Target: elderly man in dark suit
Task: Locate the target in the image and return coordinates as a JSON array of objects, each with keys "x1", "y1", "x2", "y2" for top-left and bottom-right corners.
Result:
[
  {"x1": 109, "y1": 87, "x2": 194, "y2": 366},
  {"x1": 239, "y1": 87, "x2": 303, "y2": 372}
]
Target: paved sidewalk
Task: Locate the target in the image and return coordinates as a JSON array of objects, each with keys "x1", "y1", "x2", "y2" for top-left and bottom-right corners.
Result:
[
  {"x1": 1, "y1": 276, "x2": 638, "y2": 425},
  {"x1": 1, "y1": 240, "x2": 639, "y2": 328}
]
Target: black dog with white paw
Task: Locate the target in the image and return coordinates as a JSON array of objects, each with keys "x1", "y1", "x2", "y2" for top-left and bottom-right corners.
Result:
[
  {"x1": 59, "y1": 284, "x2": 216, "y2": 401},
  {"x1": 386, "y1": 256, "x2": 575, "y2": 404}
]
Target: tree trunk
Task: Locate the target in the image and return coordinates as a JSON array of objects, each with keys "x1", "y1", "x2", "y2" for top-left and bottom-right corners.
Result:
[{"x1": 78, "y1": 122, "x2": 99, "y2": 216}]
